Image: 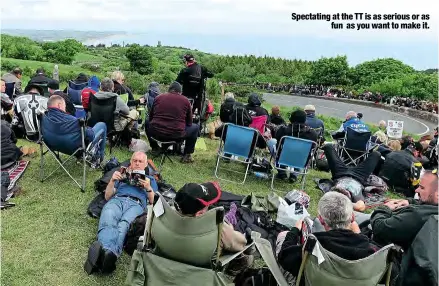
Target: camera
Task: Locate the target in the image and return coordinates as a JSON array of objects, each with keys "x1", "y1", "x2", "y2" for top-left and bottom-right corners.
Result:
[{"x1": 120, "y1": 167, "x2": 146, "y2": 187}]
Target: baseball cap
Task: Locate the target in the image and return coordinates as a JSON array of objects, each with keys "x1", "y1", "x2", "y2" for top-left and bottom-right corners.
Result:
[
  {"x1": 304, "y1": 104, "x2": 315, "y2": 112},
  {"x1": 183, "y1": 54, "x2": 195, "y2": 62},
  {"x1": 174, "y1": 182, "x2": 222, "y2": 215},
  {"x1": 48, "y1": 79, "x2": 60, "y2": 90}
]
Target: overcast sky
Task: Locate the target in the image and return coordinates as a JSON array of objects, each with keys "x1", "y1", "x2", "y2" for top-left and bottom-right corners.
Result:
[{"x1": 1, "y1": 0, "x2": 438, "y2": 68}]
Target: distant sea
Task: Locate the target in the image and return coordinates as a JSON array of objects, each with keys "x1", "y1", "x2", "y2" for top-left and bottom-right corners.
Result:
[
  {"x1": 82, "y1": 32, "x2": 438, "y2": 70},
  {"x1": 2, "y1": 29, "x2": 437, "y2": 69}
]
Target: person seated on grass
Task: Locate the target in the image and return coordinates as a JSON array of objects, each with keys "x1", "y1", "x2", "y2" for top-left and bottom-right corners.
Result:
[
  {"x1": 276, "y1": 192, "x2": 381, "y2": 284},
  {"x1": 372, "y1": 120, "x2": 388, "y2": 144},
  {"x1": 112, "y1": 71, "x2": 145, "y2": 108},
  {"x1": 94, "y1": 77, "x2": 139, "y2": 133},
  {"x1": 245, "y1": 93, "x2": 268, "y2": 117},
  {"x1": 267, "y1": 105, "x2": 286, "y2": 126},
  {"x1": 174, "y1": 181, "x2": 253, "y2": 275},
  {"x1": 1, "y1": 79, "x2": 14, "y2": 121},
  {"x1": 84, "y1": 151, "x2": 158, "y2": 275},
  {"x1": 1, "y1": 120, "x2": 24, "y2": 168},
  {"x1": 145, "y1": 81, "x2": 198, "y2": 163},
  {"x1": 378, "y1": 142, "x2": 423, "y2": 197},
  {"x1": 2, "y1": 67, "x2": 23, "y2": 95},
  {"x1": 371, "y1": 169, "x2": 438, "y2": 251},
  {"x1": 219, "y1": 92, "x2": 237, "y2": 123},
  {"x1": 47, "y1": 79, "x2": 76, "y2": 116},
  {"x1": 27, "y1": 68, "x2": 52, "y2": 86},
  {"x1": 322, "y1": 143, "x2": 381, "y2": 212},
  {"x1": 42, "y1": 95, "x2": 107, "y2": 165}
]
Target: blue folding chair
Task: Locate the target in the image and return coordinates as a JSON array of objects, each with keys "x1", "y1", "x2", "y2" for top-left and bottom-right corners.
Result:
[
  {"x1": 271, "y1": 136, "x2": 316, "y2": 191},
  {"x1": 74, "y1": 105, "x2": 87, "y2": 119},
  {"x1": 214, "y1": 123, "x2": 258, "y2": 184},
  {"x1": 67, "y1": 81, "x2": 88, "y2": 105},
  {"x1": 338, "y1": 127, "x2": 372, "y2": 166}
]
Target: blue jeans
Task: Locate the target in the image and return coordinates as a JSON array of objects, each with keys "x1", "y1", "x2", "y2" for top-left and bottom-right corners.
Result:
[
  {"x1": 98, "y1": 196, "x2": 144, "y2": 256},
  {"x1": 92, "y1": 122, "x2": 107, "y2": 160},
  {"x1": 267, "y1": 138, "x2": 277, "y2": 157}
]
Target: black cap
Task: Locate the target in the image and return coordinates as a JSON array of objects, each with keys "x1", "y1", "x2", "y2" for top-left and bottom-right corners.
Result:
[
  {"x1": 174, "y1": 182, "x2": 222, "y2": 215},
  {"x1": 183, "y1": 54, "x2": 195, "y2": 62},
  {"x1": 24, "y1": 84, "x2": 44, "y2": 95},
  {"x1": 48, "y1": 79, "x2": 59, "y2": 90}
]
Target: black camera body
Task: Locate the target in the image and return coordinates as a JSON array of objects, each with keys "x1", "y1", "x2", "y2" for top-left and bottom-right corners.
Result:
[{"x1": 120, "y1": 167, "x2": 146, "y2": 187}]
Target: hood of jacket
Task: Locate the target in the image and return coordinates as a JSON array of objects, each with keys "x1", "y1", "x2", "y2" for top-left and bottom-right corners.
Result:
[
  {"x1": 94, "y1": 91, "x2": 118, "y2": 99},
  {"x1": 225, "y1": 97, "x2": 236, "y2": 104},
  {"x1": 248, "y1": 93, "x2": 262, "y2": 107},
  {"x1": 88, "y1": 76, "x2": 100, "y2": 92}
]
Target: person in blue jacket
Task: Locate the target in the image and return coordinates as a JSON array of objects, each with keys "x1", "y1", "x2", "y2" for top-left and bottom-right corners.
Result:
[
  {"x1": 336, "y1": 111, "x2": 370, "y2": 133},
  {"x1": 41, "y1": 94, "x2": 107, "y2": 164}
]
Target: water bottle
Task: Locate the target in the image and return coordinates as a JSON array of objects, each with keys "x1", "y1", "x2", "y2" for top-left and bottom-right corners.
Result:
[{"x1": 254, "y1": 172, "x2": 270, "y2": 180}]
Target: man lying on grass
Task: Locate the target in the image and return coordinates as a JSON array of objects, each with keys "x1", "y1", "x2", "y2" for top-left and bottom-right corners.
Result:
[{"x1": 84, "y1": 151, "x2": 158, "y2": 275}]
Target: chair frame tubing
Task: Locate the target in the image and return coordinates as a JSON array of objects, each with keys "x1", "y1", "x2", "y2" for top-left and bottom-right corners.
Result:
[
  {"x1": 38, "y1": 119, "x2": 87, "y2": 192},
  {"x1": 270, "y1": 136, "x2": 317, "y2": 192},
  {"x1": 214, "y1": 123, "x2": 257, "y2": 185}
]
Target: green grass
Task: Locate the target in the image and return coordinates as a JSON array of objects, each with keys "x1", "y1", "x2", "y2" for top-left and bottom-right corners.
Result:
[
  {"x1": 74, "y1": 52, "x2": 106, "y2": 64},
  {"x1": 1, "y1": 133, "x2": 333, "y2": 286}
]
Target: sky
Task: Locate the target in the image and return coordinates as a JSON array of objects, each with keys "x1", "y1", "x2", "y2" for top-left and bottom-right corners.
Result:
[{"x1": 1, "y1": 0, "x2": 438, "y2": 69}]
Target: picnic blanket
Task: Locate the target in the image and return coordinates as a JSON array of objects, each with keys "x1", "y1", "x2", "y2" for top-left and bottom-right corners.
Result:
[{"x1": 1, "y1": 160, "x2": 29, "y2": 191}]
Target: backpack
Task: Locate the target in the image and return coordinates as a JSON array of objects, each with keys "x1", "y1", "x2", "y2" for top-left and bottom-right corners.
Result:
[
  {"x1": 234, "y1": 268, "x2": 277, "y2": 286},
  {"x1": 187, "y1": 64, "x2": 202, "y2": 88},
  {"x1": 230, "y1": 103, "x2": 252, "y2": 127}
]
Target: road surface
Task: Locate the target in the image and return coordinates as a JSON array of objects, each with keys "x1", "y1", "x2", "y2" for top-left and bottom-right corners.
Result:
[{"x1": 263, "y1": 93, "x2": 436, "y2": 136}]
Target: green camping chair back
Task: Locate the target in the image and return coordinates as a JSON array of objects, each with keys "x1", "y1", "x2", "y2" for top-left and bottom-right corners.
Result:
[
  {"x1": 150, "y1": 195, "x2": 224, "y2": 268},
  {"x1": 296, "y1": 234, "x2": 395, "y2": 286}
]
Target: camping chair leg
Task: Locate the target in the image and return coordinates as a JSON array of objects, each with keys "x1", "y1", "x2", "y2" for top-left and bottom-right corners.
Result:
[
  {"x1": 39, "y1": 143, "x2": 45, "y2": 182},
  {"x1": 300, "y1": 173, "x2": 307, "y2": 190},
  {"x1": 81, "y1": 152, "x2": 87, "y2": 193},
  {"x1": 241, "y1": 162, "x2": 251, "y2": 184},
  {"x1": 385, "y1": 261, "x2": 393, "y2": 286},
  {"x1": 296, "y1": 251, "x2": 310, "y2": 286},
  {"x1": 42, "y1": 149, "x2": 84, "y2": 191},
  {"x1": 214, "y1": 155, "x2": 221, "y2": 179}
]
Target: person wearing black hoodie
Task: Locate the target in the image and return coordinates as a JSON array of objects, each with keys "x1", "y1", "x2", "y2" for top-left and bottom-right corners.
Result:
[
  {"x1": 277, "y1": 192, "x2": 380, "y2": 285},
  {"x1": 219, "y1": 92, "x2": 236, "y2": 123},
  {"x1": 245, "y1": 93, "x2": 268, "y2": 117}
]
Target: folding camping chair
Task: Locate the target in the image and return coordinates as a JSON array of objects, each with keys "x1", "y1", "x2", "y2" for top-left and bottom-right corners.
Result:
[
  {"x1": 5, "y1": 82, "x2": 15, "y2": 98},
  {"x1": 337, "y1": 127, "x2": 372, "y2": 166},
  {"x1": 214, "y1": 123, "x2": 258, "y2": 184},
  {"x1": 125, "y1": 194, "x2": 255, "y2": 286},
  {"x1": 87, "y1": 94, "x2": 120, "y2": 154},
  {"x1": 38, "y1": 113, "x2": 104, "y2": 192},
  {"x1": 310, "y1": 127, "x2": 324, "y2": 169},
  {"x1": 67, "y1": 81, "x2": 88, "y2": 105},
  {"x1": 149, "y1": 137, "x2": 183, "y2": 172},
  {"x1": 271, "y1": 136, "x2": 316, "y2": 191},
  {"x1": 250, "y1": 115, "x2": 268, "y2": 135},
  {"x1": 295, "y1": 234, "x2": 397, "y2": 286}
]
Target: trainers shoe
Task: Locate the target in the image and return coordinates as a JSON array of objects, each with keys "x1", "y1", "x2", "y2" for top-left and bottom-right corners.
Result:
[
  {"x1": 181, "y1": 154, "x2": 194, "y2": 163},
  {"x1": 101, "y1": 250, "x2": 117, "y2": 274}
]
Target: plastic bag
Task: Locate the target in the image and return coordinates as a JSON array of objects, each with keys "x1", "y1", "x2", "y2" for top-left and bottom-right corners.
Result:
[{"x1": 276, "y1": 200, "x2": 310, "y2": 229}]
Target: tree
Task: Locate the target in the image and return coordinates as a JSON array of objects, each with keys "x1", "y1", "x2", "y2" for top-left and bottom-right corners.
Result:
[
  {"x1": 307, "y1": 56, "x2": 350, "y2": 86},
  {"x1": 125, "y1": 44, "x2": 154, "y2": 75},
  {"x1": 350, "y1": 58, "x2": 415, "y2": 88}
]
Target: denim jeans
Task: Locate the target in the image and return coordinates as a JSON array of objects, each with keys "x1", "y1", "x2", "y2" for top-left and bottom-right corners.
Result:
[
  {"x1": 98, "y1": 196, "x2": 144, "y2": 256},
  {"x1": 267, "y1": 138, "x2": 277, "y2": 157},
  {"x1": 92, "y1": 122, "x2": 107, "y2": 161}
]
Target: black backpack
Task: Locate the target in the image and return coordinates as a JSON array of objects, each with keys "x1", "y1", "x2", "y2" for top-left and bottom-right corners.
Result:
[{"x1": 230, "y1": 103, "x2": 252, "y2": 127}]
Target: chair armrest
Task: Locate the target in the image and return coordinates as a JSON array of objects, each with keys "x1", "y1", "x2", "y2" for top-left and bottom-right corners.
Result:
[
  {"x1": 78, "y1": 118, "x2": 86, "y2": 126},
  {"x1": 217, "y1": 242, "x2": 255, "y2": 268}
]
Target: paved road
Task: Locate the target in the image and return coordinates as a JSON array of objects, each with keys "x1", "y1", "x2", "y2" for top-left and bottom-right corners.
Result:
[{"x1": 263, "y1": 93, "x2": 436, "y2": 135}]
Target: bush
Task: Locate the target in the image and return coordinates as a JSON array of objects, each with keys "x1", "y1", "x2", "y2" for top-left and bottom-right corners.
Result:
[
  {"x1": 81, "y1": 63, "x2": 101, "y2": 73},
  {"x1": 22, "y1": 66, "x2": 34, "y2": 77},
  {"x1": 224, "y1": 85, "x2": 257, "y2": 98},
  {"x1": 206, "y1": 79, "x2": 221, "y2": 102},
  {"x1": 0, "y1": 60, "x2": 15, "y2": 72},
  {"x1": 124, "y1": 71, "x2": 147, "y2": 94}
]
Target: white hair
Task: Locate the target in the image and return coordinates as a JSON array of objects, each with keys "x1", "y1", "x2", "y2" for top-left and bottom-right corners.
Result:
[
  {"x1": 318, "y1": 192, "x2": 353, "y2": 230},
  {"x1": 378, "y1": 120, "x2": 386, "y2": 127},
  {"x1": 111, "y1": 70, "x2": 125, "y2": 83},
  {"x1": 345, "y1": 111, "x2": 357, "y2": 120},
  {"x1": 225, "y1": 92, "x2": 235, "y2": 99}
]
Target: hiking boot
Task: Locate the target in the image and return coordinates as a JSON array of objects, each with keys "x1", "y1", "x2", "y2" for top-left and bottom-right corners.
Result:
[
  {"x1": 225, "y1": 254, "x2": 254, "y2": 276},
  {"x1": 84, "y1": 241, "x2": 104, "y2": 275},
  {"x1": 181, "y1": 154, "x2": 194, "y2": 163},
  {"x1": 101, "y1": 250, "x2": 117, "y2": 274},
  {"x1": 276, "y1": 173, "x2": 288, "y2": 180}
]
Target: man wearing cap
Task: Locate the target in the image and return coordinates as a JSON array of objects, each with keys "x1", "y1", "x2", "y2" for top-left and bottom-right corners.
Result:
[
  {"x1": 28, "y1": 68, "x2": 52, "y2": 86},
  {"x1": 2, "y1": 67, "x2": 23, "y2": 95},
  {"x1": 174, "y1": 182, "x2": 253, "y2": 274},
  {"x1": 84, "y1": 152, "x2": 158, "y2": 275},
  {"x1": 304, "y1": 105, "x2": 324, "y2": 137},
  {"x1": 176, "y1": 54, "x2": 214, "y2": 114},
  {"x1": 145, "y1": 81, "x2": 199, "y2": 163},
  {"x1": 378, "y1": 142, "x2": 423, "y2": 197}
]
